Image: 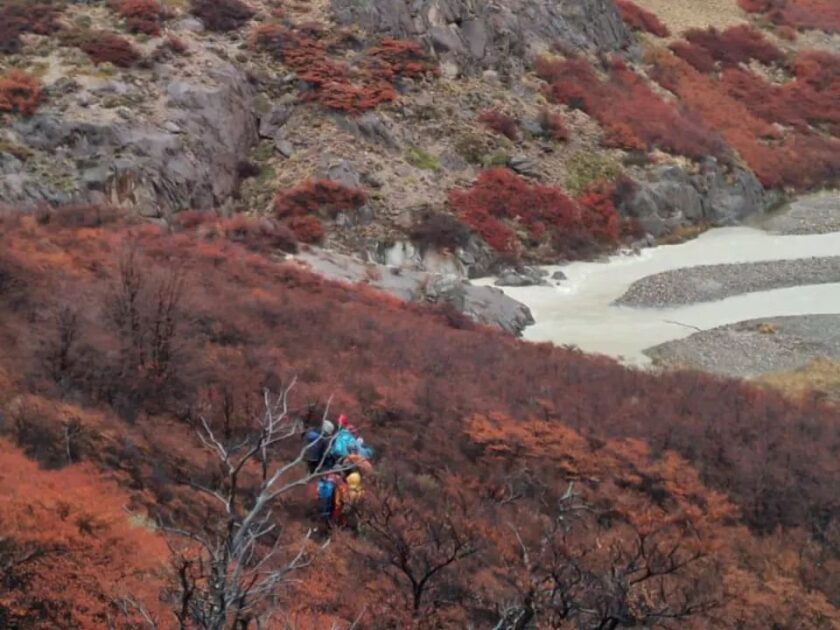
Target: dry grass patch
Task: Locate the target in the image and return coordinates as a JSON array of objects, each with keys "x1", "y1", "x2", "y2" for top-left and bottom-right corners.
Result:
[{"x1": 633, "y1": 0, "x2": 748, "y2": 36}]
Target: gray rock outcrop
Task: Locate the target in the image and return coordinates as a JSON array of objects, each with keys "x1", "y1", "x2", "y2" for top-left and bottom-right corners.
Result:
[
  {"x1": 625, "y1": 162, "x2": 783, "y2": 237},
  {"x1": 330, "y1": 0, "x2": 631, "y2": 73},
  {"x1": 0, "y1": 62, "x2": 258, "y2": 215},
  {"x1": 297, "y1": 248, "x2": 534, "y2": 334}
]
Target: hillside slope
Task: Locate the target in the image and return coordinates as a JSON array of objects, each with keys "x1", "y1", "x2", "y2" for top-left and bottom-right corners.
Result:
[
  {"x1": 1, "y1": 0, "x2": 840, "y2": 627},
  {"x1": 0, "y1": 212, "x2": 837, "y2": 627}
]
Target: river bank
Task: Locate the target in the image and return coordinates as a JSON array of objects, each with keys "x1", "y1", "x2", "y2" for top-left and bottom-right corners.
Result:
[
  {"x1": 646, "y1": 315, "x2": 840, "y2": 378},
  {"x1": 615, "y1": 256, "x2": 840, "y2": 308},
  {"x1": 483, "y1": 192, "x2": 840, "y2": 371}
]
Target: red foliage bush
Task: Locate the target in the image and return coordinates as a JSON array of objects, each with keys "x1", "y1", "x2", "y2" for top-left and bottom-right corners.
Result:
[
  {"x1": 218, "y1": 215, "x2": 298, "y2": 253},
  {"x1": 0, "y1": 70, "x2": 42, "y2": 116},
  {"x1": 116, "y1": 0, "x2": 168, "y2": 36},
  {"x1": 652, "y1": 51, "x2": 840, "y2": 189},
  {"x1": 0, "y1": 439, "x2": 168, "y2": 627},
  {"x1": 62, "y1": 30, "x2": 142, "y2": 67},
  {"x1": 449, "y1": 168, "x2": 619, "y2": 258},
  {"x1": 536, "y1": 56, "x2": 726, "y2": 160},
  {"x1": 615, "y1": 0, "x2": 670, "y2": 37},
  {"x1": 738, "y1": 0, "x2": 840, "y2": 34},
  {"x1": 669, "y1": 41, "x2": 718, "y2": 73},
  {"x1": 2, "y1": 218, "x2": 840, "y2": 623},
  {"x1": 368, "y1": 37, "x2": 437, "y2": 80},
  {"x1": 190, "y1": 0, "x2": 255, "y2": 32},
  {"x1": 274, "y1": 179, "x2": 368, "y2": 219},
  {"x1": 0, "y1": 2, "x2": 63, "y2": 55},
  {"x1": 285, "y1": 215, "x2": 325, "y2": 244},
  {"x1": 716, "y1": 51, "x2": 840, "y2": 134},
  {"x1": 252, "y1": 24, "x2": 433, "y2": 114},
  {"x1": 478, "y1": 109, "x2": 520, "y2": 140},
  {"x1": 683, "y1": 25, "x2": 785, "y2": 66},
  {"x1": 575, "y1": 185, "x2": 622, "y2": 243}
]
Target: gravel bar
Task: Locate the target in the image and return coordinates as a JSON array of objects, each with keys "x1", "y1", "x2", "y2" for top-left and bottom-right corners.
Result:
[
  {"x1": 615, "y1": 256, "x2": 840, "y2": 308},
  {"x1": 758, "y1": 193, "x2": 840, "y2": 235},
  {"x1": 645, "y1": 315, "x2": 840, "y2": 378}
]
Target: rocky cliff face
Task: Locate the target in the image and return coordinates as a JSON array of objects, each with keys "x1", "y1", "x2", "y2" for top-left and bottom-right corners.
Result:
[
  {"x1": 1, "y1": 59, "x2": 257, "y2": 216},
  {"x1": 0, "y1": 0, "x2": 795, "y2": 332},
  {"x1": 331, "y1": 0, "x2": 631, "y2": 75}
]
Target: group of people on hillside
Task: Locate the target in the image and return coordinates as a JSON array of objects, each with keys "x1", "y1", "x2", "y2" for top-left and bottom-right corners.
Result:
[{"x1": 303, "y1": 414, "x2": 374, "y2": 528}]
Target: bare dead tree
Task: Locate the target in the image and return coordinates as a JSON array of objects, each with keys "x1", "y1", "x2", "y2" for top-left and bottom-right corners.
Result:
[
  {"x1": 43, "y1": 306, "x2": 79, "y2": 384},
  {"x1": 122, "y1": 382, "x2": 349, "y2": 629},
  {"x1": 495, "y1": 484, "x2": 719, "y2": 629},
  {"x1": 356, "y1": 481, "x2": 479, "y2": 614}
]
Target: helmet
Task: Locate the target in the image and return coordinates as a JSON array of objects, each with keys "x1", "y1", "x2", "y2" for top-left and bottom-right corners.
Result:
[
  {"x1": 321, "y1": 419, "x2": 335, "y2": 435},
  {"x1": 338, "y1": 414, "x2": 349, "y2": 427},
  {"x1": 347, "y1": 472, "x2": 361, "y2": 487}
]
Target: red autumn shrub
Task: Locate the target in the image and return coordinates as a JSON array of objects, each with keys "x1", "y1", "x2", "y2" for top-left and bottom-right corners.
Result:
[
  {"x1": 575, "y1": 185, "x2": 621, "y2": 243},
  {"x1": 368, "y1": 37, "x2": 437, "y2": 80},
  {"x1": 174, "y1": 210, "x2": 217, "y2": 229},
  {"x1": 448, "y1": 168, "x2": 619, "y2": 258},
  {"x1": 274, "y1": 179, "x2": 368, "y2": 219},
  {"x1": 0, "y1": 2, "x2": 63, "y2": 55},
  {"x1": 220, "y1": 215, "x2": 298, "y2": 253},
  {"x1": 252, "y1": 23, "x2": 387, "y2": 114},
  {"x1": 720, "y1": 51, "x2": 840, "y2": 132},
  {"x1": 615, "y1": 0, "x2": 670, "y2": 37},
  {"x1": 0, "y1": 70, "x2": 42, "y2": 116},
  {"x1": 669, "y1": 41, "x2": 717, "y2": 73},
  {"x1": 253, "y1": 25, "x2": 433, "y2": 114},
  {"x1": 536, "y1": 56, "x2": 726, "y2": 160},
  {"x1": 62, "y1": 30, "x2": 142, "y2": 67},
  {"x1": 652, "y1": 51, "x2": 840, "y2": 189},
  {"x1": 2, "y1": 217, "x2": 840, "y2": 624},
  {"x1": 478, "y1": 109, "x2": 520, "y2": 140},
  {"x1": 538, "y1": 109, "x2": 570, "y2": 141},
  {"x1": 285, "y1": 215, "x2": 325, "y2": 244},
  {"x1": 738, "y1": 0, "x2": 840, "y2": 34},
  {"x1": 116, "y1": 0, "x2": 167, "y2": 36},
  {"x1": 684, "y1": 25, "x2": 785, "y2": 66},
  {"x1": 190, "y1": 0, "x2": 255, "y2": 32}
]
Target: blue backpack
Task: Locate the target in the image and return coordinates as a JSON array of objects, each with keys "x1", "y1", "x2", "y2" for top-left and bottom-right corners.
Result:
[
  {"x1": 329, "y1": 429, "x2": 358, "y2": 459},
  {"x1": 304, "y1": 429, "x2": 326, "y2": 465},
  {"x1": 317, "y1": 478, "x2": 335, "y2": 518}
]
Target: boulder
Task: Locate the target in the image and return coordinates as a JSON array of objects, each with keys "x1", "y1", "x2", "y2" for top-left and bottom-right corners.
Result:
[
  {"x1": 296, "y1": 248, "x2": 534, "y2": 335},
  {"x1": 508, "y1": 155, "x2": 540, "y2": 178},
  {"x1": 258, "y1": 104, "x2": 292, "y2": 140},
  {"x1": 495, "y1": 266, "x2": 548, "y2": 287},
  {"x1": 625, "y1": 162, "x2": 780, "y2": 236}
]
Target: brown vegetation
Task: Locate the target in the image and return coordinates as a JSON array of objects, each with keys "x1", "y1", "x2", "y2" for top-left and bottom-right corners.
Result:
[
  {"x1": 0, "y1": 71, "x2": 42, "y2": 116},
  {"x1": 0, "y1": 211, "x2": 837, "y2": 626}
]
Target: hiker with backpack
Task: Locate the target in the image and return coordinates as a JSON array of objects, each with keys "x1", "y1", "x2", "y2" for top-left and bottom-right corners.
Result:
[
  {"x1": 306, "y1": 412, "x2": 375, "y2": 527},
  {"x1": 303, "y1": 419, "x2": 337, "y2": 473}
]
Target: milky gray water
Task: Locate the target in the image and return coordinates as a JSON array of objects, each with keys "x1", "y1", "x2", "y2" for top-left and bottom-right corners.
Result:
[{"x1": 482, "y1": 225, "x2": 840, "y2": 366}]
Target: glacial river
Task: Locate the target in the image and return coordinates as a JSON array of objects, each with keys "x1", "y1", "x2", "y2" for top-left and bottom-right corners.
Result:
[{"x1": 482, "y1": 224, "x2": 840, "y2": 366}]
